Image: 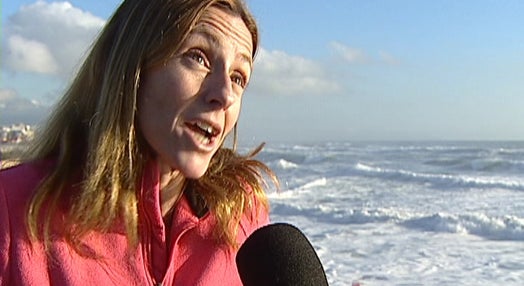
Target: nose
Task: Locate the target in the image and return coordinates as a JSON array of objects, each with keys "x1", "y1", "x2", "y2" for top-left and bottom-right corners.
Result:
[{"x1": 204, "y1": 70, "x2": 235, "y2": 110}]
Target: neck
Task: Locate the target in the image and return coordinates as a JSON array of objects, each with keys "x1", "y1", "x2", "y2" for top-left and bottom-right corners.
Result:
[{"x1": 158, "y1": 162, "x2": 185, "y2": 218}]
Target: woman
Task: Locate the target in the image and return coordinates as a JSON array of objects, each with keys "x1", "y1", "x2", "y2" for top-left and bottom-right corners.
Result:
[{"x1": 0, "y1": 0, "x2": 276, "y2": 285}]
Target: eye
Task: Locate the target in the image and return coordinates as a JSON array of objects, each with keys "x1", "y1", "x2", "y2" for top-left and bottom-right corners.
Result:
[
  {"x1": 231, "y1": 72, "x2": 247, "y2": 88},
  {"x1": 185, "y1": 49, "x2": 208, "y2": 67}
]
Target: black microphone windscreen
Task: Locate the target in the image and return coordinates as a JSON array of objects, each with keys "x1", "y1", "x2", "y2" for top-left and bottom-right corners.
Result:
[{"x1": 236, "y1": 223, "x2": 329, "y2": 286}]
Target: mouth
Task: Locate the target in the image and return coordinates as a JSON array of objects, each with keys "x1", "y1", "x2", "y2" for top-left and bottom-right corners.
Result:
[{"x1": 186, "y1": 120, "x2": 221, "y2": 145}]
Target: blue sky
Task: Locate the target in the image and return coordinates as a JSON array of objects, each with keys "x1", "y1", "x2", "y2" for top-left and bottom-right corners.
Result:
[{"x1": 2, "y1": 0, "x2": 523, "y2": 142}]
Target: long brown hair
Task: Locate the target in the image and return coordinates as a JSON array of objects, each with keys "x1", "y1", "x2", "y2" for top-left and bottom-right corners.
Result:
[{"x1": 26, "y1": 0, "x2": 275, "y2": 251}]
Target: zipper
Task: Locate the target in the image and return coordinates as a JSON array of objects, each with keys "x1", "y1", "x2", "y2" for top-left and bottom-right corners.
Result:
[{"x1": 138, "y1": 193, "x2": 161, "y2": 286}]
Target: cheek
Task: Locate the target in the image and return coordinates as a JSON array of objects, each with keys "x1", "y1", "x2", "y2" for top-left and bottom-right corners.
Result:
[
  {"x1": 137, "y1": 79, "x2": 178, "y2": 146},
  {"x1": 138, "y1": 73, "x2": 187, "y2": 125},
  {"x1": 136, "y1": 94, "x2": 161, "y2": 150},
  {"x1": 224, "y1": 101, "x2": 242, "y2": 134}
]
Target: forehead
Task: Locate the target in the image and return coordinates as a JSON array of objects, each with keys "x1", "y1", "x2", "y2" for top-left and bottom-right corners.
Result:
[{"x1": 192, "y1": 6, "x2": 253, "y2": 58}]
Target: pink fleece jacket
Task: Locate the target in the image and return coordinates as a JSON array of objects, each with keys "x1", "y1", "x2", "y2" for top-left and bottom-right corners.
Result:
[{"x1": 0, "y1": 160, "x2": 269, "y2": 285}]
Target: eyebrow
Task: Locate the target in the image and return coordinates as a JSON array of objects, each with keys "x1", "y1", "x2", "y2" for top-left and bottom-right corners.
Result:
[{"x1": 191, "y1": 27, "x2": 253, "y2": 68}]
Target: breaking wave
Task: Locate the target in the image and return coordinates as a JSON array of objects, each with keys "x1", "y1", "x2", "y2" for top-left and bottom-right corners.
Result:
[
  {"x1": 271, "y1": 203, "x2": 524, "y2": 241},
  {"x1": 354, "y1": 163, "x2": 524, "y2": 190}
]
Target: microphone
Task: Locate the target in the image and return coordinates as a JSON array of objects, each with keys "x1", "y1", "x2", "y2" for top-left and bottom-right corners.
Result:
[{"x1": 236, "y1": 223, "x2": 329, "y2": 286}]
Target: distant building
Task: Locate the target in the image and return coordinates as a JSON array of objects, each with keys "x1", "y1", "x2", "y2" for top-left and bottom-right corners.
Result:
[{"x1": 1, "y1": 124, "x2": 35, "y2": 144}]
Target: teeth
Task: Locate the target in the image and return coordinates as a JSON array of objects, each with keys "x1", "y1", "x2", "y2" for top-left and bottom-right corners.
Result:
[
  {"x1": 195, "y1": 131, "x2": 211, "y2": 144},
  {"x1": 195, "y1": 121, "x2": 214, "y2": 136}
]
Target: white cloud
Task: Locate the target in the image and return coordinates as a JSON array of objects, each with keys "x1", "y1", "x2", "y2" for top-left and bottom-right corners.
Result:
[
  {"x1": 249, "y1": 48, "x2": 341, "y2": 96},
  {"x1": 329, "y1": 41, "x2": 369, "y2": 64},
  {"x1": 378, "y1": 51, "x2": 401, "y2": 66},
  {"x1": 0, "y1": 90, "x2": 17, "y2": 102},
  {"x1": 0, "y1": 89, "x2": 49, "y2": 124},
  {"x1": 330, "y1": 41, "x2": 401, "y2": 66},
  {"x1": 6, "y1": 35, "x2": 59, "y2": 74},
  {"x1": 3, "y1": 1, "x2": 105, "y2": 77}
]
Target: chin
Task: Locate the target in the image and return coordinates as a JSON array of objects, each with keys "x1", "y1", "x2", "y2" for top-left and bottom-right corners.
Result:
[
  {"x1": 180, "y1": 162, "x2": 211, "y2": 179},
  {"x1": 168, "y1": 151, "x2": 216, "y2": 179},
  {"x1": 185, "y1": 170, "x2": 208, "y2": 179}
]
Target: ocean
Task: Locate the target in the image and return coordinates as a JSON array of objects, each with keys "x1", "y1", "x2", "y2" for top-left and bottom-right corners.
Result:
[{"x1": 255, "y1": 141, "x2": 524, "y2": 285}]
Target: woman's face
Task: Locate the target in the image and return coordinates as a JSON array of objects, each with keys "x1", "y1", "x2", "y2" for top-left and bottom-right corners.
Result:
[{"x1": 137, "y1": 6, "x2": 253, "y2": 178}]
